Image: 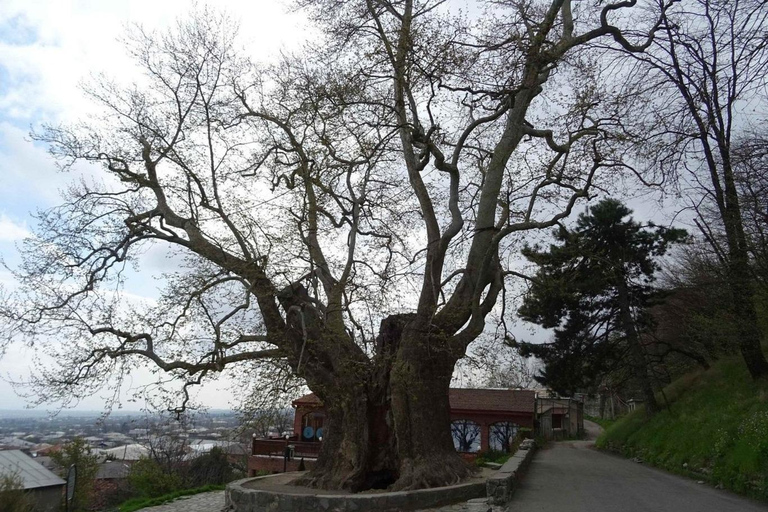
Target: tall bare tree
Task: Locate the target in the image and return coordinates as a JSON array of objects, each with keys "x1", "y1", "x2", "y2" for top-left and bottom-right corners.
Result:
[
  {"x1": 1, "y1": 1, "x2": 670, "y2": 491},
  {"x1": 621, "y1": 0, "x2": 768, "y2": 378},
  {"x1": 732, "y1": 134, "x2": 768, "y2": 290}
]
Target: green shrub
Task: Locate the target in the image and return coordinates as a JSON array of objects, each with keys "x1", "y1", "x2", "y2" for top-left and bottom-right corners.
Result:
[
  {"x1": 474, "y1": 449, "x2": 510, "y2": 467},
  {"x1": 585, "y1": 414, "x2": 618, "y2": 430},
  {"x1": 128, "y1": 457, "x2": 185, "y2": 499},
  {"x1": 189, "y1": 447, "x2": 233, "y2": 487},
  {"x1": 518, "y1": 427, "x2": 533, "y2": 439},
  {"x1": 50, "y1": 437, "x2": 99, "y2": 512},
  {"x1": 507, "y1": 429, "x2": 525, "y2": 454},
  {"x1": 0, "y1": 473, "x2": 34, "y2": 512}
]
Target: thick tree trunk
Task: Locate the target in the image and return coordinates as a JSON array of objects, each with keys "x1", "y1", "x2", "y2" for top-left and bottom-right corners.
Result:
[
  {"x1": 389, "y1": 321, "x2": 475, "y2": 491},
  {"x1": 278, "y1": 287, "x2": 397, "y2": 492},
  {"x1": 713, "y1": 146, "x2": 768, "y2": 378},
  {"x1": 294, "y1": 314, "x2": 474, "y2": 492},
  {"x1": 720, "y1": 177, "x2": 768, "y2": 379},
  {"x1": 728, "y1": 261, "x2": 768, "y2": 379},
  {"x1": 293, "y1": 315, "x2": 404, "y2": 492},
  {"x1": 627, "y1": 344, "x2": 659, "y2": 416},
  {"x1": 295, "y1": 383, "x2": 398, "y2": 491}
]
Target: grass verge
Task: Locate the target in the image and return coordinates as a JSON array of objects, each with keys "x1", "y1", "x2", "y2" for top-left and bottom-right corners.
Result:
[
  {"x1": 475, "y1": 449, "x2": 511, "y2": 467},
  {"x1": 596, "y1": 356, "x2": 768, "y2": 500},
  {"x1": 117, "y1": 484, "x2": 226, "y2": 512},
  {"x1": 585, "y1": 414, "x2": 618, "y2": 431}
]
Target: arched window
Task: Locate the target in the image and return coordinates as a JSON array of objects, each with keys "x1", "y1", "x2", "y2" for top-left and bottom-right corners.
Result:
[
  {"x1": 301, "y1": 412, "x2": 325, "y2": 441},
  {"x1": 489, "y1": 422, "x2": 519, "y2": 452},
  {"x1": 451, "y1": 420, "x2": 481, "y2": 453}
]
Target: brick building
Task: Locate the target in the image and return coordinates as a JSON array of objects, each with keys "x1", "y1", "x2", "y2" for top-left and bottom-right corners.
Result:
[{"x1": 248, "y1": 388, "x2": 536, "y2": 476}]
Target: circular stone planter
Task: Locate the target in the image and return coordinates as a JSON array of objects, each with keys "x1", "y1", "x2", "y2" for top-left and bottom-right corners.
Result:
[{"x1": 225, "y1": 472, "x2": 487, "y2": 512}]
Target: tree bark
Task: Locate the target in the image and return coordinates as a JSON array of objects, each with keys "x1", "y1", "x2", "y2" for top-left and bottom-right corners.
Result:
[
  {"x1": 616, "y1": 279, "x2": 660, "y2": 415},
  {"x1": 598, "y1": 392, "x2": 606, "y2": 419},
  {"x1": 389, "y1": 320, "x2": 475, "y2": 491},
  {"x1": 295, "y1": 382, "x2": 398, "y2": 491},
  {"x1": 293, "y1": 314, "x2": 474, "y2": 492},
  {"x1": 720, "y1": 157, "x2": 768, "y2": 379}
]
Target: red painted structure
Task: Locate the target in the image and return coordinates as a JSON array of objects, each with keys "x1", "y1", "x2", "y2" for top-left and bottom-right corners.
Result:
[
  {"x1": 292, "y1": 392, "x2": 325, "y2": 442},
  {"x1": 448, "y1": 388, "x2": 535, "y2": 452},
  {"x1": 249, "y1": 388, "x2": 536, "y2": 475}
]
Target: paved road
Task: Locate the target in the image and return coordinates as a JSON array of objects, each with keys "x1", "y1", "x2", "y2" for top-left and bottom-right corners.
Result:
[
  {"x1": 509, "y1": 436, "x2": 767, "y2": 512},
  {"x1": 582, "y1": 418, "x2": 603, "y2": 441}
]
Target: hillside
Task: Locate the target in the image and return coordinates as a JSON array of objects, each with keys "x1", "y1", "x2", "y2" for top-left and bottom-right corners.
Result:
[{"x1": 596, "y1": 356, "x2": 768, "y2": 500}]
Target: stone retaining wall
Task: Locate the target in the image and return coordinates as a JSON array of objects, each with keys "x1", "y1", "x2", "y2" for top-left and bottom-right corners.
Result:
[
  {"x1": 225, "y1": 474, "x2": 486, "y2": 512},
  {"x1": 248, "y1": 456, "x2": 316, "y2": 476},
  {"x1": 485, "y1": 447, "x2": 536, "y2": 505}
]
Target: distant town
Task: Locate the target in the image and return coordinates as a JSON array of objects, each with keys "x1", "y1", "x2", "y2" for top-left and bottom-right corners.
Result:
[
  {"x1": 0, "y1": 409, "x2": 245, "y2": 450},
  {"x1": 0, "y1": 408, "x2": 268, "y2": 508}
]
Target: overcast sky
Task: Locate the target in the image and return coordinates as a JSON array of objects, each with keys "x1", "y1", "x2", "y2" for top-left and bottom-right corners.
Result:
[{"x1": 0, "y1": 0, "x2": 311, "y2": 411}]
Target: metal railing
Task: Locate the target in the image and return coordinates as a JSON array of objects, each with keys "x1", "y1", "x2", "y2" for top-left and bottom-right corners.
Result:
[{"x1": 252, "y1": 439, "x2": 322, "y2": 458}]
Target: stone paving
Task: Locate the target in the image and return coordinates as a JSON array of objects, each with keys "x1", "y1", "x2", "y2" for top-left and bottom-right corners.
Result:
[
  {"x1": 423, "y1": 497, "x2": 505, "y2": 511},
  {"x1": 137, "y1": 491, "x2": 226, "y2": 512},
  {"x1": 135, "y1": 490, "x2": 506, "y2": 512}
]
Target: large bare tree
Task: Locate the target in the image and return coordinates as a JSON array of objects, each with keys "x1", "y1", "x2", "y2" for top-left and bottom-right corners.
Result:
[
  {"x1": 1, "y1": 1, "x2": 668, "y2": 491},
  {"x1": 621, "y1": 0, "x2": 768, "y2": 378}
]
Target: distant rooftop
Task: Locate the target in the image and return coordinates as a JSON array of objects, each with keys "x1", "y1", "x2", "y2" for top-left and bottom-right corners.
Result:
[
  {"x1": 0, "y1": 437, "x2": 35, "y2": 448},
  {"x1": 99, "y1": 443, "x2": 149, "y2": 461},
  {"x1": 449, "y1": 388, "x2": 536, "y2": 413},
  {"x1": 0, "y1": 450, "x2": 66, "y2": 490},
  {"x1": 293, "y1": 388, "x2": 536, "y2": 414},
  {"x1": 96, "y1": 460, "x2": 132, "y2": 480}
]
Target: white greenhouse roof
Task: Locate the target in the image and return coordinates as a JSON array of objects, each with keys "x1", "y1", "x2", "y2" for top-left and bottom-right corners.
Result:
[
  {"x1": 0, "y1": 450, "x2": 66, "y2": 489},
  {"x1": 99, "y1": 443, "x2": 149, "y2": 461}
]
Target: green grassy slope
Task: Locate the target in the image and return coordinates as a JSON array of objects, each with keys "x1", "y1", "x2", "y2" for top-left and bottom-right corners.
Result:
[{"x1": 596, "y1": 356, "x2": 768, "y2": 499}]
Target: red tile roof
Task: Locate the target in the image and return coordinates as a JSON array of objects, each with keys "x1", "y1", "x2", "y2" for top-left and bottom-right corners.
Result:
[
  {"x1": 293, "y1": 393, "x2": 322, "y2": 407},
  {"x1": 449, "y1": 388, "x2": 535, "y2": 413},
  {"x1": 293, "y1": 388, "x2": 535, "y2": 414}
]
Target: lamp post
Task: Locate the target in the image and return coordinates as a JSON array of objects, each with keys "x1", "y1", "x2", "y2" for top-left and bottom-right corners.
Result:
[{"x1": 283, "y1": 434, "x2": 290, "y2": 473}]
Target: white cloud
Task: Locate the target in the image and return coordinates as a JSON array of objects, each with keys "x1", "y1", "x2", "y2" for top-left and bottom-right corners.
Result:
[
  {"x1": 0, "y1": 122, "x2": 69, "y2": 207},
  {"x1": 0, "y1": 214, "x2": 29, "y2": 241},
  {"x1": 0, "y1": 0, "x2": 309, "y2": 124},
  {"x1": 0, "y1": 1, "x2": 311, "y2": 411}
]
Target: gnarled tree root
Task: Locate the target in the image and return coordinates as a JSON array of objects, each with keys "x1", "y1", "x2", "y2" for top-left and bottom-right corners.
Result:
[{"x1": 391, "y1": 455, "x2": 477, "y2": 491}]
